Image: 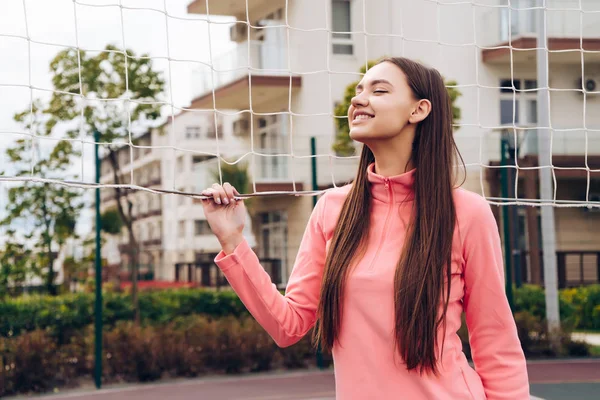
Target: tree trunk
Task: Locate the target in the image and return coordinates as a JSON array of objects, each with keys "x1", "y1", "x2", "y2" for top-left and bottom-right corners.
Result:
[
  {"x1": 128, "y1": 229, "x2": 140, "y2": 324},
  {"x1": 45, "y1": 237, "x2": 57, "y2": 295},
  {"x1": 41, "y1": 185, "x2": 57, "y2": 296},
  {"x1": 107, "y1": 148, "x2": 140, "y2": 324}
]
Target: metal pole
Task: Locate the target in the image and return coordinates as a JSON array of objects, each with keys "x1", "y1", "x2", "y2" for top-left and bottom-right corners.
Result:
[
  {"x1": 311, "y1": 137, "x2": 318, "y2": 208},
  {"x1": 94, "y1": 130, "x2": 103, "y2": 389},
  {"x1": 311, "y1": 137, "x2": 324, "y2": 369},
  {"x1": 507, "y1": 154, "x2": 522, "y2": 288},
  {"x1": 500, "y1": 134, "x2": 514, "y2": 311},
  {"x1": 536, "y1": 1, "x2": 560, "y2": 332}
]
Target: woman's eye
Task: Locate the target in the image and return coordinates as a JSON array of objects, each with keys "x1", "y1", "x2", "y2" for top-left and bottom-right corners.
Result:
[{"x1": 374, "y1": 90, "x2": 387, "y2": 94}]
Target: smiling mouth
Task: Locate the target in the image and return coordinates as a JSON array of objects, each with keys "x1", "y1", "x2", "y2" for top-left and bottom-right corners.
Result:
[{"x1": 352, "y1": 114, "x2": 374, "y2": 124}]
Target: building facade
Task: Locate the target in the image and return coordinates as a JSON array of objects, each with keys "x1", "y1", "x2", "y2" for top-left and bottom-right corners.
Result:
[{"x1": 185, "y1": 0, "x2": 600, "y2": 288}]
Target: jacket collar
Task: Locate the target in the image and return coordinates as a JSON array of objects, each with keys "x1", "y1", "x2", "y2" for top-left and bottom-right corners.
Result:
[{"x1": 366, "y1": 162, "x2": 415, "y2": 203}]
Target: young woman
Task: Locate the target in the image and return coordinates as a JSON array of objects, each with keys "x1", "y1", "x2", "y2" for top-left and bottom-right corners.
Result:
[{"x1": 201, "y1": 57, "x2": 529, "y2": 399}]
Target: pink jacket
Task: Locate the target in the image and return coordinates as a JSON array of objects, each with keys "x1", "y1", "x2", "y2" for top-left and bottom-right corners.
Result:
[{"x1": 215, "y1": 163, "x2": 530, "y2": 399}]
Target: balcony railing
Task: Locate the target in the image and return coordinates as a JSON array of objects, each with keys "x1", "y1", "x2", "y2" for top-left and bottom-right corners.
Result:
[
  {"x1": 480, "y1": 0, "x2": 600, "y2": 46},
  {"x1": 132, "y1": 209, "x2": 162, "y2": 222},
  {"x1": 191, "y1": 40, "x2": 288, "y2": 101},
  {"x1": 256, "y1": 151, "x2": 289, "y2": 181},
  {"x1": 174, "y1": 258, "x2": 283, "y2": 288},
  {"x1": 490, "y1": 128, "x2": 600, "y2": 158}
]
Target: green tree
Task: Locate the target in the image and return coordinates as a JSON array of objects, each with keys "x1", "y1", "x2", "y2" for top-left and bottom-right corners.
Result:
[
  {"x1": 46, "y1": 44, "x2": 165, "y2": 322},
  {"x1": 332, "y1": 59, "x2": 462, "y2": 156},
  {"x1": 0, "y1": 234, "x2": 39, "y2": 297},
  {"x1": 1, "y1": 101, "x2": 82, "y2": 296},
  {"x1": 100, "y1": 207, "x2": 124, "y2": 235}
]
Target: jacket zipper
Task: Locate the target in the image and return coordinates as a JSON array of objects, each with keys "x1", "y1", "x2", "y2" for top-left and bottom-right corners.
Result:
[{"x1": 367, "y1": 177, "x2": 394, "y2": 272}]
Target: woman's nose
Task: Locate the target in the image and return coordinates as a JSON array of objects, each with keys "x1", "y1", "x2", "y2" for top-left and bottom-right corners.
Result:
[{"x1": 351, "y1": 94, "x2": 368, "y2": 107}]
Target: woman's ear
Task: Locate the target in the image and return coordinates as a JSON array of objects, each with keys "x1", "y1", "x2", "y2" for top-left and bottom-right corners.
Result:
[{"x1": 408, "y1": 99, "x2": 432, "y2": 124}]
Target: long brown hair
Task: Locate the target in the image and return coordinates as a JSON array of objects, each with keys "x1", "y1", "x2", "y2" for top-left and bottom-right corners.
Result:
[{"x1": 313, "y1": 57, "x2": 464, "y2": 375}]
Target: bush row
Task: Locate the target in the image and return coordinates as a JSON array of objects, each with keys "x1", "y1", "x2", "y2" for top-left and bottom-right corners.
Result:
[
  {"x1": 0, "y1": 289, "x2": 248, "y2": 341},
  {"x1": 2, "y1": 285, "x2": 599, "y2": 342},
  {"x1": 513, "y1": 284, "x2": 600, "y2": 331},
  {"x1": 0, "y1": 314, "x2": 332, "y2": 398},
  {"x1": 1, "y1": 308, "x2": 591, "y2": 398}
]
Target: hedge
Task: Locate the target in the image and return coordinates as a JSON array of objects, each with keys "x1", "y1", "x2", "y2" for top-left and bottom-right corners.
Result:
[
  {"x1": 0, "y1": 314, "x2": 331, "y2": 397},
  {"x1": 1, "y1": 285, "x2": 599, "y2": 342},
  {"x1": 0, "y1": 289, "x2": 248, "y2": 342}
]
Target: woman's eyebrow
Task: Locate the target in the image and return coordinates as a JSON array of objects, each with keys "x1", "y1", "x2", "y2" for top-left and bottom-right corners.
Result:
[{"x1": 355, "y1": 79, "x2": 393, "y2": 91}]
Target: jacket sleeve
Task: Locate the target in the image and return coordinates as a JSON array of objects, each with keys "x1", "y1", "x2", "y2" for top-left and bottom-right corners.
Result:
[
  {"x1": 462, "y1": 197, "x2": 530, "y2": 400},
  {"x1": 214, "y1": 194, "x2": 328, "y2": 347}
]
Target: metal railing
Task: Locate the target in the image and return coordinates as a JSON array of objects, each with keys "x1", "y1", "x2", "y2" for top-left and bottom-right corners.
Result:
[{"x1": 191, "y1": 40, "x2": 289, "y2": 100}]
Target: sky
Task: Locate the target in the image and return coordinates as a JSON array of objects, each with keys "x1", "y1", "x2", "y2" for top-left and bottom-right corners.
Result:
[{"x1": 0, "y1": 0, "x2": 234, "y2": 243}]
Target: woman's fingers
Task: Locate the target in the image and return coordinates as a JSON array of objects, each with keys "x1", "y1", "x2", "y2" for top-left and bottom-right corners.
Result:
[
  {"x1": 204, "y1": 184, "x2": 238, "y2": 205},
  {"x1": 222, "y1": 182, "x2": 236, "y2": 203},
  {"x1": 209, "y1": 183, "x2": 224, "y2": 204},
  {"x1": 200, "y1": 188, "x2": 215, "y2": 204}
]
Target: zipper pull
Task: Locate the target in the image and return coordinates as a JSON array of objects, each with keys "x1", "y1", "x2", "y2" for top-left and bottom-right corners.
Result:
[{"x1": 384, "y1": 178, "x2": 390, "y2": 190}]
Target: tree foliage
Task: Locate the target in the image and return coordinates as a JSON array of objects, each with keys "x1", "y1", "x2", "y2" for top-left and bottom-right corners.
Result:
[
  {"x1": 100, "y1": 208, "x2": 124, "y2": 235},
  {"x1": 46, "y1": 44, "x2": 165, "y2": 321},
  {"x1": 1, "y1": 101, "x2": 82, "y2": 296},
  {"x1": 0, "y1": 235, "x2": 39, "y2": 298}
]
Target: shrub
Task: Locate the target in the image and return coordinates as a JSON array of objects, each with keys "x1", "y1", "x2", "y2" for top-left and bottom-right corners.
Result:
[
  {"x1": 103, "y1": 321, "x2": 162, "y2": 382},
  {"x1": 0, "y1": 288, "x2": 248, "y2": 340}
]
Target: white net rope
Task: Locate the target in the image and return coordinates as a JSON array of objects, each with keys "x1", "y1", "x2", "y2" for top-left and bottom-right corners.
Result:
[{"x1": 0, "y1": 0, "x2": 599, "y2": 209}]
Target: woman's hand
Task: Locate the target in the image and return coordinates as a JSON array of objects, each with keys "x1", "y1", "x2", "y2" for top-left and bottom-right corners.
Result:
[{"x1": 201, "y1": 182, "x2": 246, "y2": 254}]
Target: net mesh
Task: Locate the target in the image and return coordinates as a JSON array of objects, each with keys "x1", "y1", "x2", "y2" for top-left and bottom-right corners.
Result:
[{"x1": 0, "y1": 0, "x2": 599, "y2": 209}]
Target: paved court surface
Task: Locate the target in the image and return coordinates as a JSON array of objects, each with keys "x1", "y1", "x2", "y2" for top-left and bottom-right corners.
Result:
[{"x1": 9, "y1": 359, "x2": 600, "y2": 400}]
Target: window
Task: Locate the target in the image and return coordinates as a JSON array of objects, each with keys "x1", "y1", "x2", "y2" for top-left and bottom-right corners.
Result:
[
  {"x1": 194, "y1": 220, "x2": 211, "y2": 236},
  {"x1": 178, "y1": 187, "x2": 186, "y2": 206},
  {"x1": 257, "y1": 114, "x2": 289, "y2": 180},
  {"x1": 205, "y1": 124, "x2": 224, "y2": 140},
  {"x1": 193, "y1": 155, "x2": 214, "y2": 164},
  {"x1": 185, "y1": 126, "x2": 201, "y2": 139},
  {"x1": 499, "y1": 0, "x2": 537, "y2": 41},
  {"x1": 176, "y1": 156, "x2": 185, "y2": 172},
  {"x1": 499, "y1": 78, "x2": 538, "y2": 155},
  {"x1": 499, "y1": 78, "x2": 538, "y2": 126},
  {"x1": 331, "y1": 0, "x2": 353, "y2": 55},
  {"x1": 258, "y1": 211, "x2": 288, "y2": 285},
  {"x1": 178, "y1": 220, "x2": 186, "y2": 237}
]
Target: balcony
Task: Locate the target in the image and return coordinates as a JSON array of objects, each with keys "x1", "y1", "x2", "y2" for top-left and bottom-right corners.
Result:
[
  {"x1": 132, "y1": 209, "x2": 162, "y2": 222},
  {"x1": 190, "y1": 40, "x2": 301, "y2": 112},
  {"x1": 174, "y1": 257, "x2": 284, "y2": 288},
  {"x1": 480, "y1": 1, "x2": 600, "y2": 65},
  {"x1": 488, "y1": 128, "x2": 600, "y2": 159},
  {"x1": 118, "y1": 238, "x2": 162, "y2": 253},
  {"x1": 255, "y1": 150, "x2": 289, "y2": 182},
  {"x1": 187, "y1": 0, "x2": 286, "y2": 20}
]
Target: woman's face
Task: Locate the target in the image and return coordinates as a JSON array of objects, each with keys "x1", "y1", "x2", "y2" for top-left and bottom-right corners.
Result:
[{"x1": 348, "y1": 62, "x2": 423, "y2": 144}]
